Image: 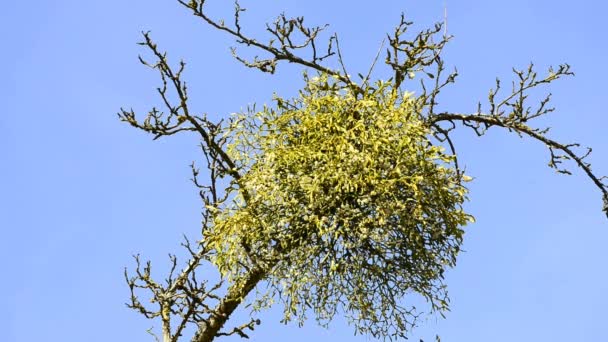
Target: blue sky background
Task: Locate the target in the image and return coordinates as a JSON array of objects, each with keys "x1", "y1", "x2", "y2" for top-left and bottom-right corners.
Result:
[{"x1": 2, "y1": 1, "x2": 607, "y2": 341}]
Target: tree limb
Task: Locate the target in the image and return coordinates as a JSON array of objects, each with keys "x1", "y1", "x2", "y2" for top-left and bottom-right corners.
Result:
[
  {"x1": 176, "y1": 0, "x2": 361, "y2": 92},
  {"x1": 429, "y1": 112, "x2": 608, "y2": 217}
]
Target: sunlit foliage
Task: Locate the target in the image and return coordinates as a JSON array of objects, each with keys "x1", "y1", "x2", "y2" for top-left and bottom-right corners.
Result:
[{"x1": 207, "y1": 74, "x2": 473, "y2": 338}]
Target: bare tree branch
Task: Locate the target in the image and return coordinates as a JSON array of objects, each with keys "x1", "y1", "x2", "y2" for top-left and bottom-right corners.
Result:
[
  {"x1": 386, "y1": 14, "x2": 450, "y2": 89},
  {"x1": 176, "y1": 0, "x2": 360, "y2": 92},
  {"x1": 429, "y1": 111, "x2": 608, "y2": 216},
  {"x1": 118, "y1": 32, "x2": 245, "y2": 191}
]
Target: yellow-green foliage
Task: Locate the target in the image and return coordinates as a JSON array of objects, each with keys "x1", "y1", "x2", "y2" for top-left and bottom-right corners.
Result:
[{"x1": 207, "y1": 74, "x2": 474, "y2": 338}]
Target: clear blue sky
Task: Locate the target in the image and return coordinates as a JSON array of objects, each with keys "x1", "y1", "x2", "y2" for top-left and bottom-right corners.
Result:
[{"x1": 2, "y1": 1, "x2": 607, "y2": 341}]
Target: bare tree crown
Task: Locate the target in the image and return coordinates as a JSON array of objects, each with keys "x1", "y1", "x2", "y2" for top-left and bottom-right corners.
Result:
[{"x1": 120, "y1": 1, "x2": 607, "y2": 342}]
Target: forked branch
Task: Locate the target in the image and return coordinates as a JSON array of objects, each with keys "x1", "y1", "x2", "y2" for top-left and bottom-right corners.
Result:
[
  {"x1": 428, "y1": 63, "x2": 608, "y2": 217},
  {"x1": 177, "y1": 0, "x2": 361, "y2": 92},
  {"x1": 117, "y1": 32, "x2": 247, "y2": 197}
]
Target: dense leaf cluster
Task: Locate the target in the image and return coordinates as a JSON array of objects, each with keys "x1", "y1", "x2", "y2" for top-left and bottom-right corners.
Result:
[{"x1": 208, "y1": 75, "x2": 473, "y2": 338}]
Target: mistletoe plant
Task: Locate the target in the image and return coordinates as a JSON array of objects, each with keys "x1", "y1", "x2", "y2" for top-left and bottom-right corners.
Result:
[{"x1": 120, "y1": 1, "x2": 607, "y2": 342}]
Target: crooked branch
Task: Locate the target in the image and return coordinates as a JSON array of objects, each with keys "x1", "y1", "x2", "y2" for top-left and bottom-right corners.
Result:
[
  {"x1": 177, "y1": 0, "x2": 361, "y2": 92},
  {"x1": 430, "y1": 112, "x2": 608, "y2": 217}
]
